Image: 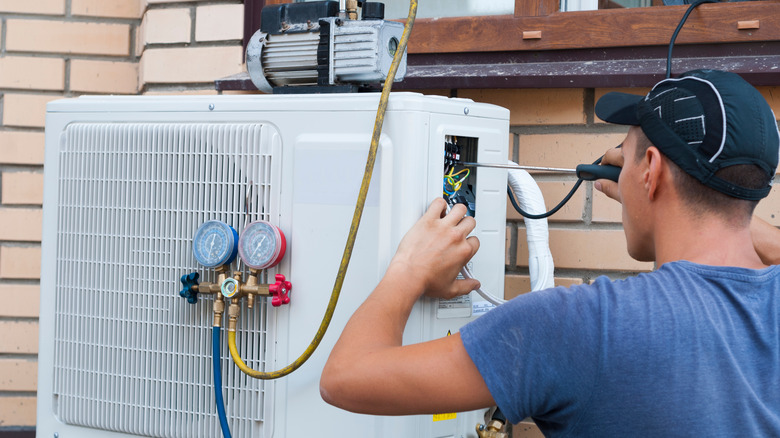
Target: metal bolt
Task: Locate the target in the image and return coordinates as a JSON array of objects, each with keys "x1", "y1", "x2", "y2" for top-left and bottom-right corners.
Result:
[
  {"x1": 208, "y1": 104, "x2": 215, "y2": 111},
  {"x1": 464, "y1": 107, "x2": 470, "y2": 115},
  {"x1": 54, "y1": 433, "x2": 59, "y2": 438}
]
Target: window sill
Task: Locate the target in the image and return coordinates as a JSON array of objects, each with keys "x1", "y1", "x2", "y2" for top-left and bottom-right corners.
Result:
[{"x1": 216, "y1": 41, "x2": 780, "y2": 91}]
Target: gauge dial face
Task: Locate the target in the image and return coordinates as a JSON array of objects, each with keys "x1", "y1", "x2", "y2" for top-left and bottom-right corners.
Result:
[
  {"x1": 238, "y1": 220, "x2": 286, "y2": 270},
  {"x1": 192, "y1": 220, "x2": 239, "y2": 268}
]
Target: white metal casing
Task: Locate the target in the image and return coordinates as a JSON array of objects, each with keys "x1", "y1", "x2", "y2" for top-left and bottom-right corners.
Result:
[{"x1": 38, "y1": 93, "x2": 509, "y2": 438}]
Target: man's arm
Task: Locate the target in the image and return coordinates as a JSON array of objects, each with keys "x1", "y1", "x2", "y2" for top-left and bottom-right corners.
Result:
[
  {"x1": 594, "y1": 145, "x2": 780, "y2": 266},
  {"x1": 751, "y1": 216, "x2": 780, "y2": 265},
  {"x1": 320, "y1": 198, "x2": 495, "y2": 415}
]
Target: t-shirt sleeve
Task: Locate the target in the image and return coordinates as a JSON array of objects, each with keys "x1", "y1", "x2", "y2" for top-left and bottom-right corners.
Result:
[{"x1": 460, "y1": 282, "x2": 604, "y2": 428}]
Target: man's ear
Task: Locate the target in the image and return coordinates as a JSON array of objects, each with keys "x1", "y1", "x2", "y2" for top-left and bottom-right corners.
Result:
[{"x1": 644, "y1": 146, "x2": 664, "y2": 202}]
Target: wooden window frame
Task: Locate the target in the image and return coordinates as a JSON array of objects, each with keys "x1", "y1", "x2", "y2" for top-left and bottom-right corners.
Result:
[{"x1": 228, "y1": 0, "x2": 780, "y2": 91}]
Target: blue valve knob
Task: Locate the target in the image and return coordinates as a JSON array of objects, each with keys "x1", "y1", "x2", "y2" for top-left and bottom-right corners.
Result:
[{"x1": 180, "y1": 272, "x2": 200, "y2": 304}]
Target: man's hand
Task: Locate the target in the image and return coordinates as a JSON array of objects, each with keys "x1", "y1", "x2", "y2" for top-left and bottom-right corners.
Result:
[
  {"x1": 389, "y1": 198, "x2": 481, "y2": 300},
  {"x1": 320, "y1": 197, "x2": 493, "y2": 415},
  {"x1": 594, "y1": 145, "x2": 623, "y2": 202}
]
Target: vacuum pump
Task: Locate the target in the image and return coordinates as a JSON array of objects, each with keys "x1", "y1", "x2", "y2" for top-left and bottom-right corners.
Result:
[{"x1": 246, "y1": 1, "x2": 406, "y2": 93}]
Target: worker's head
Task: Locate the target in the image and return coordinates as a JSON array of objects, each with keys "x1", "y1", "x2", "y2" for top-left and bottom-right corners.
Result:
[{"x1": 596, "y1": 69, "x2": 779, "y2": 224}]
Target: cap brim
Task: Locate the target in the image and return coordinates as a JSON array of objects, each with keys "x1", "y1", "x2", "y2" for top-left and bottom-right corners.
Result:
[{"x1": 595, "y1": 92, "x2": 643, "y2": 125}]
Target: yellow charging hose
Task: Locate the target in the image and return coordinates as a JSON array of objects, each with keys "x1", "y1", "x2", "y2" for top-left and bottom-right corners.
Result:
[{"x1": 228, "y1": 0, "x2": 418, "y2": 380}]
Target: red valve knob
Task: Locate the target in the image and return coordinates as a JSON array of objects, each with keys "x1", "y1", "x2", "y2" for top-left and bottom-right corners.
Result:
[{"x1": 269, "y1": 274, "x2": 291, "y2": 307}]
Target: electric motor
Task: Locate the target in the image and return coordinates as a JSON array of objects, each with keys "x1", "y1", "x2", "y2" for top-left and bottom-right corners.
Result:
[{"x1": 246, "y1": 1, "x2": 406, "y2": 93}]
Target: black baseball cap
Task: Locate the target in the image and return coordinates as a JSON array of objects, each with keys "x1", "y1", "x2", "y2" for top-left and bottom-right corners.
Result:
[{"x1": 596, "y1": 69, "x2": 779, "y2": 200}]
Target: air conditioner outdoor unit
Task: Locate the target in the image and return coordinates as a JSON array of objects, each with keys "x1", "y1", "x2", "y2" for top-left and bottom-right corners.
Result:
[{"x1": 37, "y1": 93, "x2": 509, "y2": 438}]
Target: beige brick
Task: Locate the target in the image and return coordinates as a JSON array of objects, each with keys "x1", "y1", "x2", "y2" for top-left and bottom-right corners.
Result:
[
  {"x1": 517, "y1": 228, "x2": 653, "y2": 271},
  {"x1": 0, "y1": 396, "x2": 36, "y2": 427},
  {"x1": 0, "y1": 0, "x2": 64, "y2": 15},
  {"x1": 505, "y1": 275, "x2": 584, "y2": 300},
  {"x1": 594, "y1": 88, "x2": 651, "y2": 124},
  {"x1": 0, "y1": 131, "x2": 45, "y2": 165},
  {"x1": 70, "y1": 60, "x2": 138, "y2": 94},
  {"x1": 72, "y1": 0, "x2": 142, "y2": 18},
  {"x1": 143, "y1": 88, "x2": 219, "y2": 95},
  {"x1": 196, "y1": 4, "x2": 243, "y2": 42},
  {"x1": 507, "y1": 180, "x2": 584, "y2": 222},
  {"x1": 592, "y1": 184, "x2": 623, "y2": 223},
  {"x1": 0, "y1": 209, "x2": 42, "y2": 241},
  {"x1": 141, "y1": 46, "x2": 244, "y2": 84},
  {"x1": 0, "y1": 284, "x2": 39, "y2": 318},
  {"x1": 460, "y1": 88, "x2": 586, "y2": 125},
  {"x1": 0, "y1": 56, "x2": 65, "y2": 91},
  {"x1": 6, "y1": 19, "x2": 130, "y2": 56},
  {"x1": 2, "y1": 94, "x2": 60, "y2": 128},
  {"x1": 0, "y1": 321, "x2": 38, "y2": 353},
  {"x1": 518, "y1": 132, "x2": 626, "y2": 170},
  {"x1": 0, "y1": 359, "x2": 37, "y2": 391},
  {"x1": 755, "y1": 184, "x2": 780, "y2": 226},
  {"x1": 2, "y1": 172, "x2": 44, "y2": 205},
  {"x1": 0, "y1": 246, "x2": 41, "y2": 279},
  {"x1": 757, "y1": 87, "x2": 780, "y2": 120},
  {"x1": 141, "y1": 8, "x2": 191, "y2": 45}
]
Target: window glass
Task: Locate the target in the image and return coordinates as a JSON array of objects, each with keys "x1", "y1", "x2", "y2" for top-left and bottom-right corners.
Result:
[{"x1": 295, "y1": 0, "x2": 515, "y2": 19}]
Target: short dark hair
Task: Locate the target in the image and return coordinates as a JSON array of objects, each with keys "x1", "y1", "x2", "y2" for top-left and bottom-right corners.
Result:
[{"x1": 634, "y1": 130, "x2": 767, "y2": 223}]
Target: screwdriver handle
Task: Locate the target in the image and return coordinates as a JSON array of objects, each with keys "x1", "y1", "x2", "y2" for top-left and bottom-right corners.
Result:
[{"x1": 575, "y1": 164, "x2": 621, "y2": 182}]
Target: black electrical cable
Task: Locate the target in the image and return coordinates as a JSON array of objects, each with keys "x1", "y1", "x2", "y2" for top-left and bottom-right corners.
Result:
[
  {"x1": 666, "y1": 0, "x2": 717, "y2": 79},
  {"x1": 508, "y1": 156, "x2": 604, "y2": 220}
]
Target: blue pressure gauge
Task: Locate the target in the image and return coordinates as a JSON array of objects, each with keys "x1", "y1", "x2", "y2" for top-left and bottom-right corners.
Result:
[
  {"x1": 238, "y1": 220, "x2": 286, "y2": 270},
  {"x1": 192, "y1": 220, "x2": 239, "y2": 268}
]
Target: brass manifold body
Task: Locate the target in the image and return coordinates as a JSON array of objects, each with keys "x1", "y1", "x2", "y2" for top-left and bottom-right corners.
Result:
[{"x1": 186, "y1": 265, "x2": 290, "y2": 329}]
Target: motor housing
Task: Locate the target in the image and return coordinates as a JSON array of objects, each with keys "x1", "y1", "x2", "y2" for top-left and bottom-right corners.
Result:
[{"x1": 246, "y1": 1, "x2": 406, "y2": 93}]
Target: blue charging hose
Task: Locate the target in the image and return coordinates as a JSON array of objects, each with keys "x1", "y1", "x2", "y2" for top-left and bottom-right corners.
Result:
[{"x1": 213, "y1": 326, "x2": 232, "y2": 438}]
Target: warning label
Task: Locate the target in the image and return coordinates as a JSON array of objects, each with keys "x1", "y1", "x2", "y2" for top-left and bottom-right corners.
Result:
[{"x1": 432, "y1": 412, "x2": 457, "y2": 422}]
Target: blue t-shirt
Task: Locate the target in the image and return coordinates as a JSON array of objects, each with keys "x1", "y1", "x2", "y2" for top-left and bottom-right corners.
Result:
[{"x1": 461, "y1": 261, "x2": 780, "y2": 437}]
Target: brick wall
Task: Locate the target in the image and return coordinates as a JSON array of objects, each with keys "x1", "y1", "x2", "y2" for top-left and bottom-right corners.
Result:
[{"x1": 139, "y1": 0, "x2": 244, "y2": 94}]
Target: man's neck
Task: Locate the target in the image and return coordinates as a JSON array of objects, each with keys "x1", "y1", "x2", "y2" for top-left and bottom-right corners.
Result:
[{"x1": 654, "y1": 208, "x2": 767, "y2": 269}]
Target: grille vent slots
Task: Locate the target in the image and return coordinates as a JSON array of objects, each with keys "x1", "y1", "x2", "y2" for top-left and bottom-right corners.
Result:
[{"x1": 53, "y1": 122, "x2": 279, "y2": 438}]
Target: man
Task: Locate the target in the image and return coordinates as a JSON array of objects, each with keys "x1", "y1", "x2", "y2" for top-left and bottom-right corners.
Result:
[{"x1": 320, "y1": 70, "x2": 780, "y2": 436}]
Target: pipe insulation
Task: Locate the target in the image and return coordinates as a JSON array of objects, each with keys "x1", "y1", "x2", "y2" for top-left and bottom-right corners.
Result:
[
  {"x1": 461, "y1": 161, "x2": 555, "y2": 306},
  {"x1": 506, "y1": 162, "x2": 555, "y2": 292}
]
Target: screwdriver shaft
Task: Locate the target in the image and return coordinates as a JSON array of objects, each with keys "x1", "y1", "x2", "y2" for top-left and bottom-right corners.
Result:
[{"x1": 459, "y1": 162, "x2": 575, "y2": 173}]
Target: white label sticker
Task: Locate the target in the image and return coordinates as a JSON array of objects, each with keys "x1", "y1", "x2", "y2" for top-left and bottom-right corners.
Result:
[
  {"x1": 472, "y1": 300, "x2": 496, "y2": 316},
  {"x1": 437, "y1": 294, "x2": 472, "y2": 319}
]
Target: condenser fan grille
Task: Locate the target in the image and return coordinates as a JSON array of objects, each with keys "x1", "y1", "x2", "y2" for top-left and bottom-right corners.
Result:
[{"x1": 53, "y1": 122, "x2": 280, "y2": 438}]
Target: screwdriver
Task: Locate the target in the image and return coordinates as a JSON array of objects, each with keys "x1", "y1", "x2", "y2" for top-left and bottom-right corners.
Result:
[{"x1": 459, "y1": 162, "x2": 621, "y2": 182}]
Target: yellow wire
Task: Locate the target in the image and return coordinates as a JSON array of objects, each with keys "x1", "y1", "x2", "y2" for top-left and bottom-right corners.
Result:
[{"x1": 228, "y1": 0, "x2": 418, "y2": 380}]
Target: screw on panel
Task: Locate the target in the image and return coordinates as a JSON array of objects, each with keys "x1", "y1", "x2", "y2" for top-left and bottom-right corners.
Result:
[
  {"x1": 209, "y1": 104, "x2": 215, "y2": 111},
  {"x1": 464, "y1": 107, "x2": 470, "y2": 115},
  {"x1": 54, "y1": 434, "x2": 59, "y2": 438}
]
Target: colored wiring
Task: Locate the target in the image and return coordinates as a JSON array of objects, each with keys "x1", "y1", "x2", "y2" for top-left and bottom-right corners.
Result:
[
  {"x1": 227, "y1": 0, "x2": 418, "y2": 380},
  {"x1": 443, "y1": 168, "x2": 470, "y2": 197}
]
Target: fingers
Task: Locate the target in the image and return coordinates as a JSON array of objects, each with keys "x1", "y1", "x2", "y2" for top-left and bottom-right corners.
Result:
[
  {"x1": 442, "y1": 278, "x2": 482, "y2": 300},
  {"x1": 595, "y1": 145, "x2": 623, "y2": 203},
  {"x1": 601, "y1": 145, "x2": 624, "y2": 168},
  {"x1": 595, "y1": 180, "x2": 620, "y2": 202}
]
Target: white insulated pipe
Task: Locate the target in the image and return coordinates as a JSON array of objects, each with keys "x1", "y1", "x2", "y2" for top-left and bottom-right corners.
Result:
[{"x1": 462, "y1": 161, "x2": 555, "y2": 307}]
